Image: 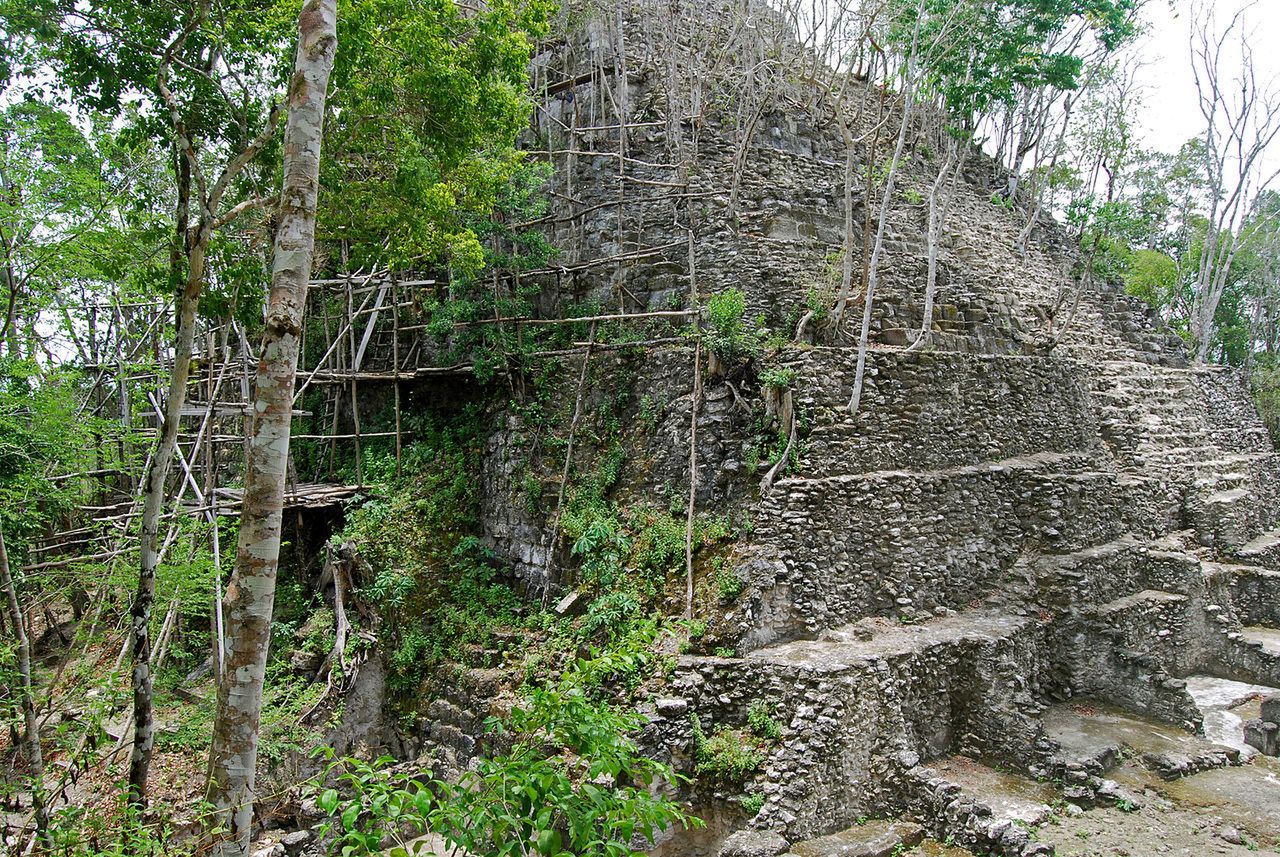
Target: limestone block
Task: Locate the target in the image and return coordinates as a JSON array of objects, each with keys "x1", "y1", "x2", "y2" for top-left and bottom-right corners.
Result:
[
  {"x1": 1261, "y1": 694, "x2": 1280, "y2": 725},
  {"x1": 1244, "y1": 718, "x2": 1280, "y2": 756},
  {"x1": 718, "y1": 830, "x2": 792, "y2": 857}
]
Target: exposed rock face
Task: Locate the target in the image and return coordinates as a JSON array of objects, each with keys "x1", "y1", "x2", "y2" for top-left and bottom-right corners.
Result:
[
  {"x1": 453, "y1": 0, "x2": 1280, "y2": 852},
  {"x1": 1245, "y1": 695, "x2": 1280, "y2": 756}
]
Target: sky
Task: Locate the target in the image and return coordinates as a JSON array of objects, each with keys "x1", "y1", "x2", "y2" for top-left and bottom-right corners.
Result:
[{"x1": 1132, "y1": 0, "x2": 1280, "y2": 160}]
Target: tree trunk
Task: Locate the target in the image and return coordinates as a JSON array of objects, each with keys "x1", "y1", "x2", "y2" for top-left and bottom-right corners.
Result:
[
  {"x1": 204, "y1": 2, "x2": 337, "y2": 854},
  {"x1": 128, "y1": 228, "x2": 208, "y2": 807},
  {"x1": 0, "y1": 528, "x2": 49, "y2": 846},
  {"x1": 911, "y1": 140, "x2": 965, "y2": 350},
  {"x1": 849, "y1": 51, "x2": 918, "y2": 413}
]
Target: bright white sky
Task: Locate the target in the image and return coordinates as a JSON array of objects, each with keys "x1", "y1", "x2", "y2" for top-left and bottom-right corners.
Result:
[{"x1": 1132, "y1": 0, "x2": 1280, "y2": 160}]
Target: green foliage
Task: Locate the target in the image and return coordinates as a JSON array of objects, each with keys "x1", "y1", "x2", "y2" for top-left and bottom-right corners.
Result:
[
  {"x1": 313, "y1": 640, "x2": 701, "y2": 856},
  {"x1": 298, "y1": 607, "x2": 338, "y2": 657},
  {"x1": 563, "y1": 494, "x2": 631, "y2": 591},
  {"x1": 701, "y1": 289, "x2": 764, "y2": 364},
  {"x1": 580, "y1": 590, "x2": 642, "y2": 641},
  {"x1": 154, "y1": 692, "x2": 216, "y2": 755},
  {"x1": 627, "y1": 507, "x2": 687, "y2": 578},
  {"x1": 759, "y1": 365, "x2": 796, "y2": 391},
  {"x1": 338, "y1": 407, "x2": 526, "y2": 698},
  {"x1": 313, "y1": 0, "x2": 559, "y2": 381},
  {"x1": 0, "y1": 358, "x2": 95, "y2": 548},
  {"x1": 1122, "y1": 248, "x2": 1179, "y2": 309},
  {"x1": 638, "y1": 395, "x2": 660, "y2": 433},
  {"x1": 894, "y1": 0, "x2": 1140, "y2": 122},
  {"x1": 746, "y1": 700, "x2": 782, "y2": 741},
  {"x1": 558, "y1": 434, "x2": 734, "y2": 605},
  {"x1": 43, "y1": 790, "x2": 196, "y2": 856},
  {"x1": 325, "y1": 0, "x2": 553, "y2": 274},
  {"x1": 715, "y1": 563, "x2": 744, "y2": 602},
  {"x1": 740, "y1": 791, "x2": 765, "y2": 817},
  {"x1": 690, "y1": 714, "x2": 765, "y2": 783}
]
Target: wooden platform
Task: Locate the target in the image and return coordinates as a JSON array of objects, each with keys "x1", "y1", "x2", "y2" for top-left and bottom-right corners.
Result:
[{"x1": 212, "y1": 483, "x2": 372, "y2": 510}]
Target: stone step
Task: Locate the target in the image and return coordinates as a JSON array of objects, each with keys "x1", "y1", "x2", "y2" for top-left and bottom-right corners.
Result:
[
  {"x1": 748, "y1": 610, "x2": 1034, "y2": 674},
  {"x1": 897, "y1": 755, "x2": 1056, "y2": 856},
  {"x1": 1213, "y1": 563, "x2": 1280, "y2": 628},
  {"x1": 776, "y1": 450, "x2": 1092, "y2": 490},
  {"x1": 1220, "y1": 626, "x2": 1280, "y2": 689},
  {"x1": 1241, "y1": 626, "x2": 1280, "y2": 656},
  {"x1": 1093, "y1": 589, "x2": 1187, "y2": 618},
  {"x1": 1185, "y1": 674, "x2": 1280, "y2": 757},
  {"x1": 1042, "y1": 699, "x2": 1239, "y2": 784},
  {"x1": 1031, "y1": 536, "x2": 1203, "y2": 606},
  {"x1": 1238, "y1": 528, "x2": 1280, "y2": 564},
  {"x1": 672, "y1": 609, "x2": 1048, "y2": 845},
  {"x1": 755, "y1": 454, "x2": 1165, "y2": 634},
  {"x1": 788, "y1": 820, "x2": 925, "y2": 857}
]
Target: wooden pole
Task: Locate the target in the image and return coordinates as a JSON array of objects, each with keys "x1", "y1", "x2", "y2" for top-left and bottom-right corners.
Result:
[
  {"x1": 391, "y1": 277, "x2": 402, "y2": 478},
  {"x1": 346, "y1": 274, "x2": 363, "y2": 486}
]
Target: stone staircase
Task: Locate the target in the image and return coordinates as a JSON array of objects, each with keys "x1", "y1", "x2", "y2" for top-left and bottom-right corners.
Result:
[{"x1": 650, "y1": 342, "x2": 1280, "y2": 854}]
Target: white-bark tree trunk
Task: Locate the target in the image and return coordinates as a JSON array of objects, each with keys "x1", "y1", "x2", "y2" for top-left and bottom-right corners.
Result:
[
  {"x1": 130, "y1": 2, "x2": 282, "y2": 804},
  {"x1": 204, "y1": 2, "x2": 337, "y2": 854},
  {"x1": 128, "y1": 224, "x2": 208, "y2": 804},
  {"x1": 0, "y1": 528, "x2": 49, "y2": 846},
  {"x1": 1187, "y1": 0, "x2": 1280, "y2": 362},
  {"x1": 910, "y1": 132, "x2": 964, "y2": 350},
  {"x1": 848, "y1": 15, "x2": 922, "y2": 413}
]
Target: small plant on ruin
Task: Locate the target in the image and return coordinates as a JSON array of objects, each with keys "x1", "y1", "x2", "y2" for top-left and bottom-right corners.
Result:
[
  {"x1": 741, "y1": 791, "x2": 765, "y2": 816},
  {"x1": 690, "y1": 714, "x2": 766, "y2": 782},
  {"x1": 747, "y1": 700, "x2": 782, "y2": 741},
  {"x1": 638, "y1": 395, "x2": 660, "y2": 433},
  {"x1": 701, "y1": 288, "x2": 764, "y2": 365},
  {"x1": 579, "y1": 590, "x2": 642, "y2": 642},
  {"x1": 759, "y1": 364, "x2": 796, "y2": 391},
  {"x1": 715, "y1": 563, "x2": 745, "y2": 601}
]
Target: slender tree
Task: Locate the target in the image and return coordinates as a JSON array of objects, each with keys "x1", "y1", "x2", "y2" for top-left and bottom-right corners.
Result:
[
  {"x1": 204, "y1": 1, "x2": 337, "y2": 853},
  {"x1": 128, "y1": 8, "x2": 282, "y2": 801},
  {"x1": 0, "y1": 526, "x2": 49, "y2": 846},
  {"x1": 1187, "y1": 0, "x2": 1280, "y2": 363}
]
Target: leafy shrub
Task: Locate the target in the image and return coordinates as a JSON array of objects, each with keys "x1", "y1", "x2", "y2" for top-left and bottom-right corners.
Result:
[
  {"x1": 298, "y1": 606, "x2": 336, "y2": 656},
  {"x1": 580, "y1": 590, "x2": 642, "y2": 641},
  {"x1": 702, "y1": 289, "x2": 763, "y2": 364},
  {"x1": 759, "y1": 365, "x2": 796, "y2": 390},
  {"x1": 627, "y1": 507, "x2": 686, "y2": 578},
  {"x1": 312, "y1": 638, "x2": 702, "y2": 856},
  {"x1": 44, "y1": 794, "x2": 192, "y2": 856},
  {"x1": 747, "y1": 700, "x2": 782, "y2": 741},
  {"x1": 741, "y1": 791, "x2": 765, "y2": 817},
  {"x1": 690, "y1": 714, "x2": 765, "y2": 783},
  {"x1": 715, "y1": 564, "x2": 744, "y2": 601},
  {"x1": 337, "y1": 407, "x2": 526, "y2": 699}
]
